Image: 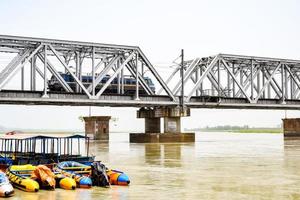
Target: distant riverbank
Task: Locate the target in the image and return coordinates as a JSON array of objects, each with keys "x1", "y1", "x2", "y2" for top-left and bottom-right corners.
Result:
[{"x1": 185, "y1": 126, "x2": 283, "y2": 134}]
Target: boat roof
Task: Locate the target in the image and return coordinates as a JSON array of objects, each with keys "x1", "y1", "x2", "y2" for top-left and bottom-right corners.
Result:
[{"x1": 0, "y1": 133, "x2": 88, "y2": 140}]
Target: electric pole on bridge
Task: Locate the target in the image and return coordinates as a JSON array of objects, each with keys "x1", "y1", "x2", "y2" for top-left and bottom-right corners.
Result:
[{"x1": 180, "y1": 49, "x2": 184, "y2": 109}]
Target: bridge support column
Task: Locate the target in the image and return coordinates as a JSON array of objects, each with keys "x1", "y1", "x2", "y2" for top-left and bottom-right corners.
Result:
[
  {"x1": 283, "y1": 118, "x2": 300, "y2": 138},
  {"x1": 130, "y1": 107, "x2": 195, "y2": 143},
  {"x1": 164, "y1": 117, "x2": 181, "y2": 133},
  {"x1": 145, "y1": 118, "x2": 161, "y2": 133},
  {"x1": 83, "y1": 116, "x2": 111, "y2": 141}
]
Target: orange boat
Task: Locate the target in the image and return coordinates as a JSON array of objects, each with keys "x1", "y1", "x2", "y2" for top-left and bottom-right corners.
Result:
[{"x1": 107, "y1": 169, "x2": 130, "y2": 186}]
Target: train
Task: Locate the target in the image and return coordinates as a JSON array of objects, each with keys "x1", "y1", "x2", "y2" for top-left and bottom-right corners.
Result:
[{"x1": 48, "y1": 73, "x2": 156, "y2": 95}]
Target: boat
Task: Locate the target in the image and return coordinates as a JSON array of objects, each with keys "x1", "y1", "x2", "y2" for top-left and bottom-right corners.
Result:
[
  {"x1": 54, "y1": 173, "x2": 76, "y2": 190},
  {"x1": 6, "y1": 165, "x2": 39, "y2": 192},
  {"x1": 55, "y1": 161, "x2": 92, "y2": 188},
  {"x1": 90, "y1": 161, "x2": 110, "y2": 187},
  {"x1": 0, "y1": 134, "x2": 94, "y2": 165},
  {"x1": 0, "y1": 172, "x2": 14, "y2": 197},
  {"x1": 31, "y1": 165, "x2": 56, "y2": 190},
  {"x1": 107, "y1": 169, "x2": 130, "y2": 186}
]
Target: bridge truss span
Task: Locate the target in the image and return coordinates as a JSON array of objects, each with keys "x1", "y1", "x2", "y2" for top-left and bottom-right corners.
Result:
[
  {"x1": 1, "y1": 35, "x2": 300, "y2": 109},
  {"x1": 0, "y1": 34, "x2": 176, "y2": 105},
  {"x1": 164, "y1": 53, "x2": 300, "y2": 109}
]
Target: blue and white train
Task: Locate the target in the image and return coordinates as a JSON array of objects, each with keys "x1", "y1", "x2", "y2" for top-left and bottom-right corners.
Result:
[{"x1": 48, "y1": 73, "x2": 156, "y2": 95}]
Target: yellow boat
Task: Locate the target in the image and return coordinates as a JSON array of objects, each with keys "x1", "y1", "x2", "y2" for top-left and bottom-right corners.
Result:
[
  {"x1": 54, "y1": 173, "x2": 76, "y2": 190},
  {"x1": 6, "y1": 165, "x2": 39, "y2": 192},
  {"x1": 7, "y1": 164, "x2": 76, "y2": 191}
]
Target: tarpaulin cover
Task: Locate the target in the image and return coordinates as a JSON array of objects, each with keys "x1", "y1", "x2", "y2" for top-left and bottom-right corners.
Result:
[{"x1": 31, "y1": 165, "x2": 56, "y2": 188}]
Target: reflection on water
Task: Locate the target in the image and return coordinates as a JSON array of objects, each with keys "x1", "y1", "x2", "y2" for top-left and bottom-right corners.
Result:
[
  {"x1": 144, "y1": 143, "x2": 186, "y2": 167},
  {"x1": 9, "y1": 132, "x2": 300, "y2": 199}
]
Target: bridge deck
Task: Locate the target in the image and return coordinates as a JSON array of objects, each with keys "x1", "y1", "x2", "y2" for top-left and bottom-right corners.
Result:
[{"x1": 1, "y1": 90, "x2": 300, "y2": 110}]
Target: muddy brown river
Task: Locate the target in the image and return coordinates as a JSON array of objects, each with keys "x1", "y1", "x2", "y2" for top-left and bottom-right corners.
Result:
[{"x1": 9, "y1": 132, "x2": 300, "y2": 199}]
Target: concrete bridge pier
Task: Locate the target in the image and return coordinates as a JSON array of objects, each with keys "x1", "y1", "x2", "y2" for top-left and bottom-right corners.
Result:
[
  {"x1": 130, "y1": 107, "x2": 195, "y2": 143},
  {"x1": 83, "y1": 116, "x2": 111, "y2": 141},
  {"x1": 283, "y1": 118, "x2": 300, "y2": 138}
]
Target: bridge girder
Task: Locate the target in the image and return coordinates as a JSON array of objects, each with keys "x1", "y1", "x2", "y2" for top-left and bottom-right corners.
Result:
[
  {"x1": 1, "y1": 35, "x2": 300, "y2": 109},
  {"x1": 0, "y1": 35, "x2": 176, "y2": 102}
]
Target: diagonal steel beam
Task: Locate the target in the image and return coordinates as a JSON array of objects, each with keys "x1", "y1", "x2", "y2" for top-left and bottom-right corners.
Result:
[
  {"x1": 48, "y1": 44, "x2": 92, "y2": 98},
  {"x1": 157, "y1": 67, "x2": 180, "y2": 95},
  {"x1": 172, "y1": 58, "x2": 201, "y2": 95},
  {"x1": 285, "y1": 65, "x2": 300, "y2": 99},
  {"x1": 35, "y1": 65, "x2": 45, "y2": 79},
  {"x1": 37, "y1": 53, "x2": 73, "y2": 92},
  {"x1": 0, "y1": 44, "x2": 43, "y2": 90},
  {"x1": 0, "y1": 52, "x2": 24, "y2": 82},
  {"x1": 87, "y1": 55, "x2": 120, "y2": 92},
  {"x1": 221, "y1": 58, "x2": 252, "y2": 103},
  {"x1": 264, "y1": 68, "x2": 282, "y2": 98},
  {"x1": 137, "y1": 48, "x2": 176, "y2": 101},
  {"x1": 190, "y1": 70, "x2": 227, "y2": 96},
  {"x1": 96, "y1": 52, "x2": 135, "y2": 98},
  {"x1": 126, "y1": 61, "x2": 154, "y2": 95},
  {"x1": 236, "y1": 69, "x2": 260, "y2": 97},
  {"x1": 186, "y1": 55, "x2": 219, "y2": 101},
  {"x1": 254, "y1": 63, "x2": 282, "y2": 102}
]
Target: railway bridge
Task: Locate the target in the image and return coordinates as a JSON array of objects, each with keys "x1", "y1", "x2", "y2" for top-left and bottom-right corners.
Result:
[{"x1": 1, "y1": 35, "x2": 300, "y2": 141}]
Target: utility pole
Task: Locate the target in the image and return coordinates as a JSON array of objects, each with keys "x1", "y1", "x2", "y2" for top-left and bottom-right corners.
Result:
[{"x1": 180, "y1": 49, "x2": 184, "y2": 108}]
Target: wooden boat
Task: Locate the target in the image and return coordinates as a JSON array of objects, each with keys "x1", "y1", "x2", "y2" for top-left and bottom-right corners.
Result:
[
  {"x1": 55, "y1": 161, "x2": 92, "y2": 188},
  {"x1": 6, "y1": 165, "x2": 39, "y2": 192},
  {"x1": 0, "y1": 172, "x2": 14, "y2": 197}
]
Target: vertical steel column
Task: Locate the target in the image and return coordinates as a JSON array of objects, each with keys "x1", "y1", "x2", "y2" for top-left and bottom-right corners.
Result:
[
  {"x1": 75, "y1": 52, "x2": 80, "y2": 93},
  {"x1": 281, "y1": 64, "x2": 285, "y2": 102},
  {"x1": 30, "y1": 56, "x2": 36, "y2": 91},
  {"x1": 257, "y1": 66, "x2": 260, "y2": 95},
  {"x1": 250, "y1": 60, "x2": 254, "y2": 100},
  {"x1": 117, "y1": 59, "x2": 121, "y2": 94},
  {"x1": 262, "y1": 67, "x2": 265, "y2": 98},
  {"x1": 180, "y1": 49, "x2": 184, "y2": 106},
  {"x1": 79, "y1": 54, "x2": 83, "y2": 93},
  {"x1": 232, "y1": 63, "x2": 235, "y2": 97},
  {"x1": 227, "y1": 64, "x2": 230, "y2": 97},
  {"x1": 217, "y1": 60, "x2": 221, "y2": 96},
  {"x1": 291, "y1": 70, "x2": 294, "y2": 99},
  {"x1": 285, "y1": 65, "x2": 288, "y2": 99},
  {"x1": 240, "y1": 66, "x2": 243, "y2": 97},
  {"x1": 92, "y1": 47, "x2": 95, "y2": 97},
  {"x1": 200, "y1": 66, "x2": 203, "y2": 95},
  {"x1": 21, "y1": 63, "x2": 24, "y2": 90},
  {"x1": 195, "y1": 68, "x2": 199, "y2": 96},
  {"x1": 266, "y1": 66, "x2": 271, "y2": 98},
  {"x1": 135, "y1": 52, "x2": 140, "y2": 100},
  {"x1": 42, "y1": 44, "x2": 48, "y2": 98},
  {"x1": 121, "y1": 57, "x2": 124, "y2": 94}
]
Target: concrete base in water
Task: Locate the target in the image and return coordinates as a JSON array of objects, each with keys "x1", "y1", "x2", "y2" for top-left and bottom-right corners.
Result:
[
  {"x1": 129, "y1": 133, "x2": 195, "y2": 143},
  {"x1": 283, "y1": 118, "x2": 300, "y2": 137}
]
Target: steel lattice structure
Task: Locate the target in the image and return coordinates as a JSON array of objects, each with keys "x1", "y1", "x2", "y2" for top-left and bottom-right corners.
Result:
[
  {"x1": 1, "y1": 35, "x2": 300, "y2": 109},
  {"x1": 160, "y1": 53, "x2": 300, "y2": 109}
]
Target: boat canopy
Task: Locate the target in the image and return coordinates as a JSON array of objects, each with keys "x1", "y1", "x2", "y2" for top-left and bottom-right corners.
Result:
[{"x1": 0, "y1": 134, "x2": 91, "y2": 163}]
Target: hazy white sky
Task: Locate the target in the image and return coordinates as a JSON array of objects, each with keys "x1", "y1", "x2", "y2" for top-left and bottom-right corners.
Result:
[{"x1": 0, "y1": 0, "x2": 300, "y2": 131}]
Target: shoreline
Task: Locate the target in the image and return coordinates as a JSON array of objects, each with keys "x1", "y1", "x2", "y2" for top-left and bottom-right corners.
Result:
[{"x1": 188, "y1": 129, "x2": 282, "y2": 134}]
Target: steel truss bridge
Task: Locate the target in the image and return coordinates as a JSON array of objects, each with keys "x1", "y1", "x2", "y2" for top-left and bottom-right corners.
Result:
[{"x1": 1, "y1": 35, "x2": 300, "y2": 110}]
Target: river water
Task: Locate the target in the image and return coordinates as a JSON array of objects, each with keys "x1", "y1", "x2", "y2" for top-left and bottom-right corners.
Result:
[{"x1": 10, "y1": 132, "x2": 300, "y2": 200}]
